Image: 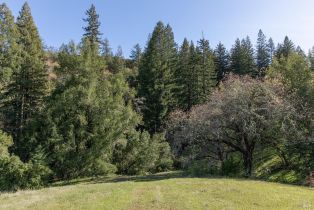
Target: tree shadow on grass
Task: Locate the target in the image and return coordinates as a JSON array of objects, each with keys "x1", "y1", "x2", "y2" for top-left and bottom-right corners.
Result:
[
  {"x1": 51, "y1": 171, "x2": 266, "y2": 188},
  {"x1": 51, "y1": 171, "x2": 188, "y2": 187}
]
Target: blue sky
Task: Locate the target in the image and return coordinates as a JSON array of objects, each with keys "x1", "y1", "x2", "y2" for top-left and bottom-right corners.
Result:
[{"x1": 3, "y1": 0, "x2": 314, "y2": 57}]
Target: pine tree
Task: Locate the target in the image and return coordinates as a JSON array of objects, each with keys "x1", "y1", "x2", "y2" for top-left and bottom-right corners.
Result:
[
  {"x1": 125, "y1": 44, "x2": 142, "y2": 89},
  {"x1": 242, "y1": 36, "x2": 256, "y2": 76},
  {"x1": 109, "y1": 46, "x2": 125, "y2": 74},
  {"x1": 43, "y1": 35, "x2": 141, "y2": 178},
  {"x1": 83, "y1": 4, "x2": 102, "y2": 54},
  {"x1": 276, "y1": 36, "x2": 295, "y2": 59},
  {"x1": 130, "y1": 44, "x2": 142, "y2": 68},
  {"x1": 256, "y1": 30, "x2": 270, "y2": 77},
  {"x1": 230, "y1": 37, "x2": 256, "y2": 76},
  {"x1": 196, "y1": 37, "x2": 216, "y2": 102},
  {"x1": 214, "y1": 42, "x2": 229, "y2": 83},
  {"x1": 188, "y1": 42, "x2": 202, "y2": 106},
  {"x1": 296, "y1": 46, "x2": 305, "y2": 57},
  {"x1": 308, "y1": 46, "x2": 314, "y2": 72},
  {"x1": 230, "y1": 38, "x2": 242, "y2": 74},
  {"x1": 0, "y1": 3, "x2": 20, "y2": 86},
  {"x1": 101, "y1": 38, "x2": 112, "y2": 59},
  {"x1": 176, "y1": 38, "x2": 191, "y2": 110},
  {"x1": 188, "y1": 41, "x2": 200, "y2": 108},
  {"x1": 137, "y1": 21, "x2": 177, "y2": 132},
  {"x1": 267, "y1": 38, "x2": 275, "y2": 63},
  {"x1": 1, "y1": 2, "x2": 47, "y2": 161}
]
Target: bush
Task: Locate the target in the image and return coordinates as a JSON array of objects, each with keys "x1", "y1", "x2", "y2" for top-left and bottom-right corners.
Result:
[
  {"x1": 221, "y1": 154, "x2": 243, "y2": 176},
  {"x1": 0, "y1": 131, "x2": 51, "y2": 191},
  {"x1": 151, "y1": 133, "x2": 173, "y2": 173},
  {"x1": 86, "y1": 159, "x2": 117, "y2": 176},
  {"x1": 187, "y1": 160, "x2": 217, "y2": 176},
  {"x1": 113, "y1": 131, "x2": 173, "y2": 175}
]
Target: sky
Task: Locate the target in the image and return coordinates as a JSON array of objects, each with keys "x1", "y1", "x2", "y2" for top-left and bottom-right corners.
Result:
[{"x1": 3, "y1": 0, "x2": 314, "y2": 57}]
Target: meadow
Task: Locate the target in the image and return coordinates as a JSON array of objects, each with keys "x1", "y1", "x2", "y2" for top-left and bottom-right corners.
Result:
[{"x1": 1, "y1": 172, "x2": 314, "y2": 210}]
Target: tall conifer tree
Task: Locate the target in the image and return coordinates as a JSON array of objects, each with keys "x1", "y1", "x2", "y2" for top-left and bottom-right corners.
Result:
[
  {"x1": 83, "y1": 4, "x2": 102, "y2": 55},
  {"x1": 176, "y1": 38, "x2": 191, "y2": 110},
  {"x1": 276, "y1": 36, "x2": 295, "y2": 59},
  {"x1": 196, "y1": 37, "x2": 216, "y2": 102},
  {"x1": 101, "y1": 38, "x2": 112, "y2": 58},
  {"x1": 1, "y1": 2, "x2": 47, "y2": 161},
  {"x1": 256, "y1": 30, "x2": 270, "y2": 77},
  {"x1": 188, "y1": 41, "x2": 200, "y2": 108},
  {"x1": 110, "y1": 46, "x2": 125, "y2": 73},
  {"x1": 130, "y1": 44, "x2": 142, "y2": 68},
  {"x1": 267, "y1": 38, "x2": 275, "y2": 63},
  {"x1": 0, "y1": 3, "x2": 20, "y2": 85},
  {"x1": 230, "y1": 37, "x2": 256, "y2": 76},
  {"x1": 137, "y1": 21, "x2": 177, "y2": 132},
  {"x1": 230, "y1": 38, "x2": 242, "y2": 74},
  {"x1": 214, "y1": 42, "x2": 229, "y2": 83}
]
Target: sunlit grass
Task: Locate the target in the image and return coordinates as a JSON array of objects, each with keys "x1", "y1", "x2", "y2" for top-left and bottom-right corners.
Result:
[{"x1": 1, "y1": 171, "x2": 314, "y2": 210}]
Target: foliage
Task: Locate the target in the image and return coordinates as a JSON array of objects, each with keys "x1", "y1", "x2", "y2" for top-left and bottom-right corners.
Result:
[
  {"x1": 256, "y1": 30, "x2": 271, "y2": 77},
  {"x1": 268, "y1": 53, "x2": 313, "y2": 100},
  {"x1": 44, "y1": 67, "x2": 140, "y2": 178},
  {"x1": 0, "y1": 130, "x2": 51, "y2": 191},
  {"x1": 1, "y1": 2, "x2": 314, "y2": 191},
  {"x1": 230, "y1": 37, "x2": 256, "y2": 76},
  {"x1": 214, "y1": 42, "x2": 229, "y2": 82},
  {"x1": 0, "y1": 3, "x2": 20, "y2": 85},
  {"x1": 268, "y1": 52, "x2": 314, "y2": 171},
  {"x1": 0, "y1": 2, "x2": 47, "y2": 162},
  {"x1": 168, "y1": 75, "x2": 306, "y2": 177},
  {"x1": 137, "y1": 21, "x2": 177, "y2": 132},
  {"x1": 113, "y1": 131, "x2": 173, "y2": 175},
  {"x1": 83, "y1": 4, "x2": 102, "y2": 53},
  {"x1": 275, "y1": 36, "x2": 295, "y2": 59}
]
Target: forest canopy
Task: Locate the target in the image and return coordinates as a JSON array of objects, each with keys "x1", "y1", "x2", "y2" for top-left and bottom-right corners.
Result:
[{"x1": 0, "y1": 2, "x2": 313, "y2": 191}]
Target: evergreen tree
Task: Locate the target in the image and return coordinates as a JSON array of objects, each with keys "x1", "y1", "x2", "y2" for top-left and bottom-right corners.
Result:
[
  {"x1": 176, "y1": 38, "x2": 216, "y2": 110},
  {"x1": 230, "y1": 37, "x2": 256, "y2": 76},
  {"x1": 137, "y1": 21, "x2": 177, "y2": 132},
  {"x1": 308, "y1": 47, "x2": 314, "y2": 72},
  {"x1": 1, "y1": 2, "x2": 47, "y2": 161},
  {"x1": 187, "y1": 41, "x2": 200, "y2": 109},
  {"x1": 196, "y1": 37, "x2": 216, "y2": 102},
  {"x1": 214, "y1": 42, "x2": 229, "y2": 82},
  {"x1": 56, "y1": 41, "x2": 81, "y2": 77},
  {"x1": 0, "y1": 3, "x2": 20, "y2": 85},
  {"x1": 296, "y1": 46, "x2": 306, "y2": 57},
  {"x1": 276, "y1": 36, "x2": 295, "y2": 59},
  {"x1": 256, "y1": 30, "x2": 270, "y2": 77},
  {"x1": 109, "y1": 46, "x2": 125, "y2": 74},
  {"x1": 230, "y1": 38, "x2": 242, "y2": 74},
  {"x1": 267, "y1": 38, "x2": 275, "y2": 63},
  {"x1": 83, "y1": 4, "x2": 102, "y2": 54},
  {"x1": 130, "y1": 44, "x2": 142, "y2": 68},
  {"x1": 124, "y1": 44, "x2": 142, "y2": 89},
  {"x1": 43, "y1": 39, "x2": 140, "y2": 178},
  {"x1": 242, "y1": 36, "x2": 256, "y2": 76},
  {"x1": 101, "y1": 38, "x2": 112, "y2": 59},
  {"x1": 175, "y1": 38, "x2": 191, "y2": 110}
]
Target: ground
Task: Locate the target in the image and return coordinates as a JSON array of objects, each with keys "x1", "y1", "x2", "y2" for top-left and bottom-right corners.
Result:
[{"x1": 1, "y1": 172, "x2": 314, "y2": 210}]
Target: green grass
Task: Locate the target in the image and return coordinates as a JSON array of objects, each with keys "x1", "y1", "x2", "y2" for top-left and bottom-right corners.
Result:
[{"x1": 1, "y1": 171, "x2": 314, "y2": 210}]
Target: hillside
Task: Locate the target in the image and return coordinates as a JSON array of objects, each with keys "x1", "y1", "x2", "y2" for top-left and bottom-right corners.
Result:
[{"x1": 1, "y1": 172, "x2": 314, "y2": 210}]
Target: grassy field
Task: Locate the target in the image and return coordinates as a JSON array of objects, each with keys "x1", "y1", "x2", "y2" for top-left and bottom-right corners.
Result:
[{"x1": 1, "y1": 172, "x2": 314, "y2": 210}]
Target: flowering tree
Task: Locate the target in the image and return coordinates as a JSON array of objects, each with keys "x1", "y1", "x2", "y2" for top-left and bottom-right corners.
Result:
[{"x1": 168, "y1": 75, "x2": 304, "y2": 177}]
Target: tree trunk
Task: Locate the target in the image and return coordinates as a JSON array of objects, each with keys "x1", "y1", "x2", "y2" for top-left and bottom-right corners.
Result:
[{"x1": 243, "y1": 152, "x2": 253, "y2": 177}]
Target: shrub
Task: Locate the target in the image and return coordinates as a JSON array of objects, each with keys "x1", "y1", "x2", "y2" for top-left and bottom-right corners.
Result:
[
  {"x1": 0, "y1": 131, "x2": 51, "y2": 191},
  {"x1": 113, "y1": 131, "x2": 173, "y2": 175}
]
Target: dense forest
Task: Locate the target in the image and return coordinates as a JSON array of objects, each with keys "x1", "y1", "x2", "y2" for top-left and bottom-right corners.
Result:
[{"x1": 0, "y1": 2, "x2": 313, "y2": 191}]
